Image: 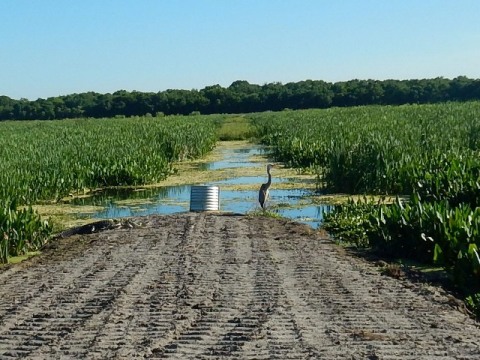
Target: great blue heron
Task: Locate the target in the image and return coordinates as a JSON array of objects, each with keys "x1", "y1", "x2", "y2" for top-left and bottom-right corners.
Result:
[{"x1": 259, "y1": 164, "x2": 274, "y2": 209}]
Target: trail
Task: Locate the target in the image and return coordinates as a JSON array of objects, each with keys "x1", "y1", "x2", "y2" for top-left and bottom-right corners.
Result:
[{"x1": 0, "y1": 213, "x2": 478, "y2": 359}]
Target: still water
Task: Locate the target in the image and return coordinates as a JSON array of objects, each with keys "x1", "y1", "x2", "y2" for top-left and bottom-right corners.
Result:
[{"x1": 72, "y1": 145, "x2": 331, "y2": 228}]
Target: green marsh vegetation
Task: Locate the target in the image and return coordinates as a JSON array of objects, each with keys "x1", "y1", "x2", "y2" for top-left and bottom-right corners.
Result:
[
  {"x1": 214, "y1": 115, "x2": 255, "y2": 141},
  {"x1": 251, "y1": 101, "x2": 480, "y2": 316},
  {"x1": 0, "y1": 114, "x2": 218, "y2": 263}
]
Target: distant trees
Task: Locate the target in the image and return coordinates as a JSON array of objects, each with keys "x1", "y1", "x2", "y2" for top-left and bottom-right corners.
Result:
[{"x1": 1, "y1": 76, "x2": 480, "y2": 120}]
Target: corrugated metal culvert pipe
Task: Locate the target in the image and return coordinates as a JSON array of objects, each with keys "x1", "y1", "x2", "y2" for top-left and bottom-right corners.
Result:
[{"x1": 189, "y1": 185, "x2": 220, "y2": 211}]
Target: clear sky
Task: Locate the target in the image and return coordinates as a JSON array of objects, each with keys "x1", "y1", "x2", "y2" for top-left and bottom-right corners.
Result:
[{"x1": 1, "y1": 0, "x2": 479, "y2": 100}]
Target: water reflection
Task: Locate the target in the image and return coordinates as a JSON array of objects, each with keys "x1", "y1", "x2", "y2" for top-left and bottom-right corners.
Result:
[
  {"x1": 73, "y1": 144, "x2": 331, "y2": 228},
  {"x1": 212, "y1": 176, "x2": 290, "y2": 186},
  {"x1": 205, "y1": 147, "x2": 266, "y2": 170},
  {"x1": 217, "y1": 188, "x2": 311, "y2": 215},
  {"x1": 93, "y1": 203, "x2": 187, "y2": 219},
  {"x1": 68, "y1": 186, "x2": 191, "y2": 207},
  {"x1": 78, "y1": 186, "x2": 329, "y2": 228},
  {"x1": 278, "y1": 205, "x2": 334, "y2": 229}
]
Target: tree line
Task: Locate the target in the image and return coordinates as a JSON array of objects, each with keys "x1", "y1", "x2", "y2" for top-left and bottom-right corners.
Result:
[{"x1": 1, "y1": 76, "x2": 479, "y2": 120}]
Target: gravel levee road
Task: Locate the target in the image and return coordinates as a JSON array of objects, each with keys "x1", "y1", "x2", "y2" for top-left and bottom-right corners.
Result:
[{"x1": 0, "y1": 213, "x2": 479, "y2": 359}]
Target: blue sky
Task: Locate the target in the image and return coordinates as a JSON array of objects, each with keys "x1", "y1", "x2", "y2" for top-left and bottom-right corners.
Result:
[{"x1": 1, "y1": 0, "x2": 479, "y2": 100}]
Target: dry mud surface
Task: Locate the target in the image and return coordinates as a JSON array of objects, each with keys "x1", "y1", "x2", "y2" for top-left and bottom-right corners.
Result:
[{"x1": 0, "y1": 213, "x2": 479, "y2": 359}]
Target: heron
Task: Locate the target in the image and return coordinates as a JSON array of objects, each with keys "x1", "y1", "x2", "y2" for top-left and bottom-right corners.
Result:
[{"x1": 259, "y1": 164, "x2": 274, "y2": 209}]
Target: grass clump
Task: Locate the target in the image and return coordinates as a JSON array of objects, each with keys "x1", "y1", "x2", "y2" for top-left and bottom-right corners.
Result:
[
  {"x1": 216, "y1": 116, "x2": 254, "y2": 140},
  {"x1": 248, "y1": 208, "x2": 283, "y2": 219}
]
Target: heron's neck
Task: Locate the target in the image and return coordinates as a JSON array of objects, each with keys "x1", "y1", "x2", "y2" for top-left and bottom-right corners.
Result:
[{"x1": 266, "y1": 168, "x2": 272, "y2": 186}]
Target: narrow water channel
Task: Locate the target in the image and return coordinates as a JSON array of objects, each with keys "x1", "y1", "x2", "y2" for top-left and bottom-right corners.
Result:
[{"x1": 70, "y1": 143, "x2": 332, "y2": 228}]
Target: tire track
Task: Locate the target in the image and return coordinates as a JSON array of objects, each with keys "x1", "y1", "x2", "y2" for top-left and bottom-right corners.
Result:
[
  {"x1": 148, "y1": 214, "x2": 257, "y2": 359},
  {"x1": 146, "y1": 213, "x2": 222, "y2": 358},
  {"x1": 45, "y1": 230, "x2": 171, "y2": 358},
  {"x1": 204, "y1": 246, "x2": 278, "y2": 357},
  {"x1": 271, "y1": 223, "x2": 480, "y2": 359},
  {"x1": 0, "y1": 229, "x2": 154, "y2": 358},
  {"x1": 1, "y1": 214, "x2": 480, "y2": 359},
  {"x1": 220, "y1": 219, "x2": 325, "y2": 359},
  {"x1": 0, "y1": 236, "x2": 109, "y2": 326}
]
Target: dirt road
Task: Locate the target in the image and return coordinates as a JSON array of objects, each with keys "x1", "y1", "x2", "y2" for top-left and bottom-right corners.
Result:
[{"x1": 0, "y1": 213, "x2": 479, "y2": 359}]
